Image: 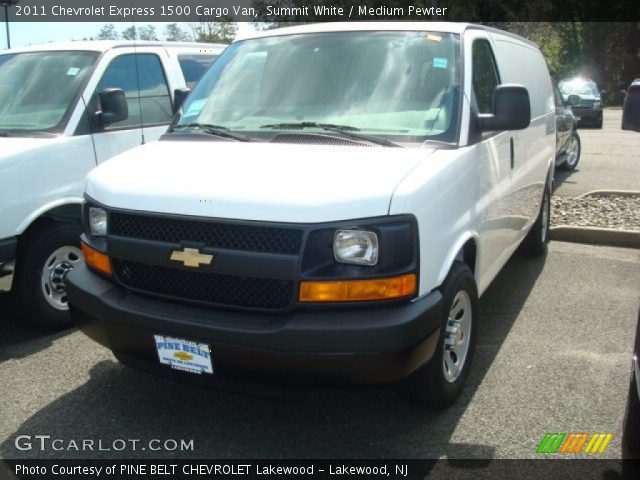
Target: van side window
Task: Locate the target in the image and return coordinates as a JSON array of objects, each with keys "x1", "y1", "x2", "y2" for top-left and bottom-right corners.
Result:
[
  {"x1": 472, "y1": 40, "x2": 499, "y2": 114},
  {"x1": 97, "y1": 54, "x2": 172, "y2": 128},
  {"x1": 178, "y1": 54, "x2": 218, "y2": 89}
]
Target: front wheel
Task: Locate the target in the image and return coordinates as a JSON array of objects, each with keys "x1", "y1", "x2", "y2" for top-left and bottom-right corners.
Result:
[
  {"x1": 560, "y1": 132, "x2": 581, "y2": 171},
  {"x1": 397, "y1": 261, "x2": 478, "y2": 408},
  {"x1": 520, "y1": 186, "x2": 551, "y2": 257},
  {"x1": 13, "y1": 221, "x2": 83, "y2": 330}
]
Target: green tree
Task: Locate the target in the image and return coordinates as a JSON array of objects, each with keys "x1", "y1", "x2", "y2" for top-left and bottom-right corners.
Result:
[
  {"x1": 138, "y1": 25, "x2": 159, "y2": 41},
  {"x1": 96, "y1": 24, "x2": 118, "y2": 40},
  {"x1": 164, "y1": 23, "x2": 190, "y2": 42},
  {"x1": 121, "y1": 25, "x2": 137, "y2": 40},
  {"x1": 190, "y1": 21, "x2": 237, "y2": 43}
]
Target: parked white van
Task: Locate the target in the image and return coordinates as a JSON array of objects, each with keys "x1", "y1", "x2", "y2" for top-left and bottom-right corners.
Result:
[
  {"x1": 68, "y1": 23, "x2": 555, "y2": 407},
  {"x1": 0, "y1": 40, "x2": 226, "y2": 328}
]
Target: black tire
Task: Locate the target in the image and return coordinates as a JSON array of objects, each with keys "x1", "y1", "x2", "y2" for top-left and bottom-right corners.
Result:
[
  {"x1": 520, "y1": 186, "x2": 550, "y2": 257},
  {"x1": 595, "y1": 116, "x2": 603, "y2": 129},
  {"x1": 397, "y1": 261, "x2": 477, "y2": 408},
  {"x1": 559, "y1": 132, "x2": 581, "y2": 171},
  {"x1": 623, "y1": 371, "x2": 640, "y2": 458},
  {"x1": 13, "y1": 220, "x2": 82, "y2": 330}
]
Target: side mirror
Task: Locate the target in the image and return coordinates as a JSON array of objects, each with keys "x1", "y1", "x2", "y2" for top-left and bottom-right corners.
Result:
[
  {"x1": 173, "y1": 88, "x2": 191, "y2": 114},
  {"x1": 567, "y1": 95, "x2": 581, "y2": 106},
  {"x1": 480, "y1": 84, "x2": 530, "y2": 132},
  {"x1": 97, "y1": 88, "x2": 128, "y2": 125}
]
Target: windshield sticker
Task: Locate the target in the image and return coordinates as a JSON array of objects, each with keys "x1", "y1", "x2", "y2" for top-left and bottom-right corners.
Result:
[
  {"x1": 427, "y1": 34, "x2": 442, "y2": 42},
  {"x1": 185, "y1": 98, "x2": 206, "y2": 116},
  {"x1": 432, "y1": 58, "x2": 448, "y2": 69},
  {"x1": 66, "y1": 67, "x2": 80, "y2": 76}
]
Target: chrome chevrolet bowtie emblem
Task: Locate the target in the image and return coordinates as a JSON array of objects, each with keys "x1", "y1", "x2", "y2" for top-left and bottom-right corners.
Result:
[{"x1": 170, "y1": 247, "x2": 213, "y2": 268}]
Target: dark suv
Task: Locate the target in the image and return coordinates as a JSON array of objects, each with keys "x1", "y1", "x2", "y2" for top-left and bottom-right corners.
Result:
[{"x1": 559, "y1": 77, "x2": 604, "y2": 128}]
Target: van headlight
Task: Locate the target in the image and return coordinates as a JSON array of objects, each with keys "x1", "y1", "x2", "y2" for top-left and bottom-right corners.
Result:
[
  {"x1": 333, "y1": 229, "x2": 378, "y2": 266},
  {"x1": 592, "y1": 101, "x2": 602, "y2": 109},
  {"x1": 89, "y1": 207, "x2": 108, "y2": 236}
]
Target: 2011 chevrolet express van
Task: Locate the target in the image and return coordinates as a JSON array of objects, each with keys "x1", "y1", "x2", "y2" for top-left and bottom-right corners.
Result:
[
  {"x1": 68, "y1": 23, "x2": 555, "y2": 407},
  {"x1": 0, "y1": 40, "x2": 225, "y2": 329}
]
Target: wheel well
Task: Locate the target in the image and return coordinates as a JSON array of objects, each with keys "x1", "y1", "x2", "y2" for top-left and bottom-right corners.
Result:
[
  {"x1": 455, "y1": 238, "x2": 477, "y2": 276},
  {"x1": 19, "y1": 204, "x2": 82, "y2": 242}
]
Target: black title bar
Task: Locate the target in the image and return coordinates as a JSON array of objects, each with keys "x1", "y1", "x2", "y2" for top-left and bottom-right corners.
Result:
[{"x1": 3, "y1": 0, "x2": 640, "y2": 22}]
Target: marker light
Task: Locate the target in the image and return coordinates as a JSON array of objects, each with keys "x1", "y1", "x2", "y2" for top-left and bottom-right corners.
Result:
[
  {"x1": 299, "y1": 273, "x2": 416, "y2": 302},
  {"x1": 81, "y1": 241, "x2": 112, "y2": 275}
]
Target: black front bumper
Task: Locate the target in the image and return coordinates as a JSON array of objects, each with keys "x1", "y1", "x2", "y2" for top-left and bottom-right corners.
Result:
[
  {"x1": 67, "y1": 265, "x2": 443, "y2": 387},
  {"x1": 572, "y1": 107, "x2": 602, "y2": 124}
]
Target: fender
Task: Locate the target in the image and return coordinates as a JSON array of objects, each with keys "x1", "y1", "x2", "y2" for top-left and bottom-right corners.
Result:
[
  {"x1": 16, "y1": 197, "x2": 84, "y2": 235},
  {"x1": 436, "y1": 230, "x2": 480, "y2": 287}
]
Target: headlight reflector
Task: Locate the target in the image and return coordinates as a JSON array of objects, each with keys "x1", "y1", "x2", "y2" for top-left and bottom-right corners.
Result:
[
  {"x1": 89, "y1": 207, "x2": 108, "y2": 236},
  {"x1": 333, "y1": 229, "x2": 378, "y2": 266},
  {"x1": 592, "y1": 101, "x2": 602, "y2": 109}
]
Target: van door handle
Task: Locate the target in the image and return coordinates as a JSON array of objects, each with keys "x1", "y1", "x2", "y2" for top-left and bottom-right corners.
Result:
[{"x1": 509, "y1": 137, "x2": 515, "y2": 169}]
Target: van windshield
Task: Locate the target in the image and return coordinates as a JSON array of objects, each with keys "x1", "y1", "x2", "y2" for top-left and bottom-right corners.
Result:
[
  {"x1": 559, "y1": 80, "x2": 599, "y2": 97},
  {"x1": 175, "y1": 31, "x2": 461, "y2": 145},
  {"x1": 0, "y1": 51, "x2": 98, "y2": 134}
]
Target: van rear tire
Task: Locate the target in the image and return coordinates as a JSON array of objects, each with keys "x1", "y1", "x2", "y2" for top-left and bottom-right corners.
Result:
[
  {"x1": 520, "y1": 186, "x2": 550, "y2": 257},
  {"x1": 397, "y1": 261, "x2": 477, "y2": 408}
]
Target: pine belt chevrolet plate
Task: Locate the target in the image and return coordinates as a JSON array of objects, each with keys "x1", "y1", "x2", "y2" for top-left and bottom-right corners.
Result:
[{"x1": 154, "y1": 335, "x2": 213, "y2": 374}]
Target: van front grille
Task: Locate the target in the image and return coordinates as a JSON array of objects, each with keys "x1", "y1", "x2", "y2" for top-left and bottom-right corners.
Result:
[{"x1": 112, "y1": 259, "x2": 294, "y2": 310}]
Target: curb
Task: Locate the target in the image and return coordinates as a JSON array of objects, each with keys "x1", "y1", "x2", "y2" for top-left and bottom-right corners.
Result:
[
  {"x1": 576, "y1": 189, "x2": 640, "y2": 198},
  {"x1": 550, "y1": 226, "x2": 639, "y2": 249}
]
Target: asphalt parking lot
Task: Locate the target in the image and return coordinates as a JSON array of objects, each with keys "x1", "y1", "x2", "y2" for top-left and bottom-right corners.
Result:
[{"x1": 0, "y1": 109, "x2": 638, "y2": 461}]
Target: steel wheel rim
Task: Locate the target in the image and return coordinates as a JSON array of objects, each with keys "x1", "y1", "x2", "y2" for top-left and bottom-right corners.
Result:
[
  {"x1": 40, "y1": 245, "x2": 83, "y2": 311},
  {"x1": 541, "y1": 193, "x2": 550, "y2": 243},
  {"x1": 566, "y1": 136, "x2": 579, "y2": 166},
  {"x1": 443, "y1": 290, "x2": 472, "y2": 383}
]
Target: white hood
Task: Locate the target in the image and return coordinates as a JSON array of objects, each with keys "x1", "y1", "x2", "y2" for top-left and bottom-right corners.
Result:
[
  {"x1": 86, "y1": 140, "x2": 435, "y2": 223},
  {"x1": 0, "y1": 136, "x2": 62, "y2": 171}
]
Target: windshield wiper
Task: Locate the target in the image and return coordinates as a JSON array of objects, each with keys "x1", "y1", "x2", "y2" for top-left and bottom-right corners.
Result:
[
  {"x1": 0, "y1": 130, "x2": 12, "y2": 137},
  {"x1": 169, "y1": 123, "x2": 252, "y2": 142},
  {"x1": 260, "y1": 122, "x2": 401, "y2": 147}
]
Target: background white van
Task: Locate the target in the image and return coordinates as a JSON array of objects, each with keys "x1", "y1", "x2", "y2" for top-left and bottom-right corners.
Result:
[{"x1": 0, "y1": 40, "x2": 226, "y2": 328}]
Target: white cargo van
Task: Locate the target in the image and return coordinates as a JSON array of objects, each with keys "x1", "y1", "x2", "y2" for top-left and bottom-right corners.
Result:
[
  {"x1": 68, "y1": 23, "x2": 555, "y2": 407},
  {"x1": 0, "y1": 40, "x2": 226, "y2": 328}
]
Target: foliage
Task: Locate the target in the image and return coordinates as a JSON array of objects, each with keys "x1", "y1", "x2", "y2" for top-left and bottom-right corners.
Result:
[
  {"x1": 121, "y1": 26, "x2": 137, "y2": 41},
  {"x1": 189, "y1": 22, "x2": 237, "y2": 43},
  {"x1": 96, "y1": 24, "x2": 118, "y2": 40},
  {"x1": 164, "y1": 23, "x2": 191, "y2": 42},
  {"x1": 138, "y1": 25, "x2": 158, "y2": 41}
]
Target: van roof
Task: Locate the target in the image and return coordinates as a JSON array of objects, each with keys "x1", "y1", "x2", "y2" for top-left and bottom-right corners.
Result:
[
  {"x1": 235, "y1": 22, "x2": 537, "y2": 47},
  {"x1": 1, "y1": 40, "x2": 228, "y2": 55}
]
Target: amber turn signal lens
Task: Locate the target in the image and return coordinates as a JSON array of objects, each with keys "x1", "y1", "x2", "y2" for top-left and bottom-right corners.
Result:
[
  {"x1": 81, "y1": 241, "x2": 112, "y2": 276},
  {"x1": 299, "y1": 273, "x2": 416, "y2": 303}
]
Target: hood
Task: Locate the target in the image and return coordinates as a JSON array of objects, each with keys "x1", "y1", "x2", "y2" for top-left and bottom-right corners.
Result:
[
  {"x1": 86, "y1": 139, "x2": 435, "y2": 223},
  {"x1": 0, "y1": 136, "x2": 62, "y2": 171}
]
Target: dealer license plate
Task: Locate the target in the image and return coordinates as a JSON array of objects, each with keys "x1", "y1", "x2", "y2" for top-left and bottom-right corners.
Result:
[{"x1": 154, "y1": 335, "x2": 213, "y2": 375}]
